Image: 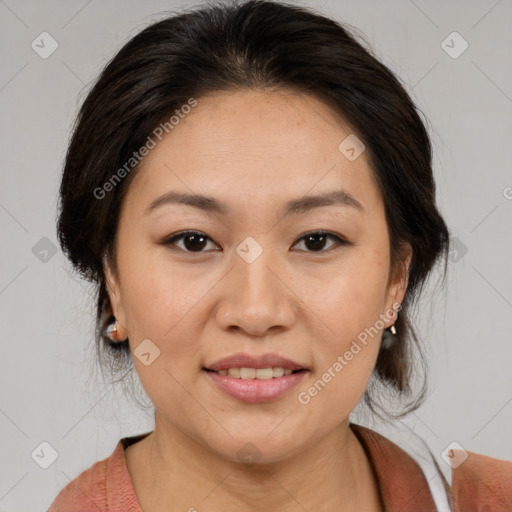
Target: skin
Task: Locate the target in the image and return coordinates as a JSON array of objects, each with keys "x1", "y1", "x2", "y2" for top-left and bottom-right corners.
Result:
[{"x1": 105, "y1": 87, "x2": 412, "y2": 511}]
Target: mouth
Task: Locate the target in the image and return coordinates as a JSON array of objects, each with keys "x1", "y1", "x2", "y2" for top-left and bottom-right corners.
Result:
[
  {"x1": 204, "y1": 352, "x2": 308, "y2": 374},
  {"x1": 202, "y1": 352, "x2": 309, "y2": 403},
  {"x1": 203, "y1": 367, "x2": 307, "y2": 379},
  {"x1": 202, "y1": 367, "x2": 308, "y2": 403}
]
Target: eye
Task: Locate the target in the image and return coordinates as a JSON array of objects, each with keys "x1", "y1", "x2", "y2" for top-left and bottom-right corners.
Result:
[
  {"x1": 291, "y1": 230, "x2": 348, "y2": 253},
  {"x1": 161, "y1": 231, "x2": 218, "y2": 253},
  {"x1": 161, "y1": 230, "x2": 348, "y2": 254}
]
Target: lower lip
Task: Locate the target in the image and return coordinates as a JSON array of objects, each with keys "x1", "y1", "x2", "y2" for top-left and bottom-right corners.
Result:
[{"x1": 203, "y1": 369, "x2": 308, "y2": 404}]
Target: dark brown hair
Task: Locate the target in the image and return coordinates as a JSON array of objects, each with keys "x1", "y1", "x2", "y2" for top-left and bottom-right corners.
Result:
[{"x1": 57, "y1": 0, "x2": 450, "y2": 418}]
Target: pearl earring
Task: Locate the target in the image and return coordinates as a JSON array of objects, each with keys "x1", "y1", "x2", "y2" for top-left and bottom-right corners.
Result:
[
  {"x1": 105, "y1": 319, "x2": 125, "y2": 342},
  {"x1": 381, "y1": 306, "x2": 399, "y2": 349}
]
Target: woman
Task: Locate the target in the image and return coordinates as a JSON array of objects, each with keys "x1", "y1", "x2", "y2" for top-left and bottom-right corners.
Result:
[{"x1": 49, "y1": 1, "x2": 511, "y2": 510}]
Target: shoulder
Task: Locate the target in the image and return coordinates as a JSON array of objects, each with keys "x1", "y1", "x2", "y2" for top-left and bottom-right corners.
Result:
[
  {"x1": 450, "y1": 449, "x2": 512, "y2": 512},
  {"x1": 48, "y1": 440, "x2": 123, "y2": 511},
  {"x1": 48, "y1": 433, "x2": 148, "y2": 512},
  {"x1": 351, "y1": 423, "x2": 440, "y2": 510}
]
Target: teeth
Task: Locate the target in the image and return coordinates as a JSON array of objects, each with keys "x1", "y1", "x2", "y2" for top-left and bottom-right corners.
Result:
[
  {"x1": 255, "y1": 368, "x2": 273, "y2": 379},
  {"x1": 273, "y1": 367, "x2": 285, "y2": 378},
  {"x1": 227, "y1": 368, "x2": 240, "y2": 378},
  {"x1": 240, "y1": 368, "x2": 256, "y2": 379},
  {"x1": 216, "y1": 367, "x2": 296, "y2": 379}
]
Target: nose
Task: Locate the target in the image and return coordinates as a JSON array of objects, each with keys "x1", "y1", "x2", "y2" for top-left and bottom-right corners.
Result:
[{"x1": 215, "y1": 244, "x2": 296, "y2": 337}]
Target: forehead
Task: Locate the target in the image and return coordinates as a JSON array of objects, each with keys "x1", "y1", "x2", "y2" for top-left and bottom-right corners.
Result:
[
  {"x1": 159, "y1": 87, "x2": 357, "y2": 162},
  {"x1": 123, "y1": 88, "x2": 383, "y2": 218}
]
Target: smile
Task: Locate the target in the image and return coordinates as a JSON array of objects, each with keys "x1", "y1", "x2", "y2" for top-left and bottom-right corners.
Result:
[
  {"x1": 203, "y1": 368, "x2": 308, "y2": 403},
  {"x1": 209, "y1": 367, "x2": 298, "y2": 379}
]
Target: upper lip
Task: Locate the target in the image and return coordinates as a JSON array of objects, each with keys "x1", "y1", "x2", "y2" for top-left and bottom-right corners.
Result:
[{"x1": 204, "y1": 353, "x2": 307, "y2": 372}]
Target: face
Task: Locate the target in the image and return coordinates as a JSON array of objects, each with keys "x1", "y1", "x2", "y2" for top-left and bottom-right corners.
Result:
[{"x1": 105, "y1": 88, "x2": 411, "y2": 463}]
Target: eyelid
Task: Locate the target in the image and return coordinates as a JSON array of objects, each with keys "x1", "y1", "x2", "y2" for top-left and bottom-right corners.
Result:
[
  {"x1": 160, "y1": 229, "x2": 349, "y2": 254},
  {"x1": 291, "y1": 230, "x2": 348, "y2": 252},
  {"x1": 161, "y1": 230, "x2": 220, "y2": 252}
]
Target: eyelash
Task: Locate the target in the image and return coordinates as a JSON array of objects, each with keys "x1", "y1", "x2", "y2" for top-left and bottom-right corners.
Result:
[{"x1": 160, "y1": 230, "x2": 349, "y2": 254}]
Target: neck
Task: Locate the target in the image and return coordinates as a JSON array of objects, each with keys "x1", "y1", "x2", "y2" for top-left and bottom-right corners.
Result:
[{"x1": 126, "y1": 415, "x2": 382, "y2": 512}]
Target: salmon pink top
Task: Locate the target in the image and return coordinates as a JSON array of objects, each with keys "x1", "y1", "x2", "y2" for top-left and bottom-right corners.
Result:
[{"x1": 48, "y1": 424, "x2": 512, "y2": 511}]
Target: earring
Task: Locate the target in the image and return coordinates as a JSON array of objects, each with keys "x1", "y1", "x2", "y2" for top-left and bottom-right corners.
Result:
[
  {"x1": 381, "y1": 323, "x2": 397, "y2": 349},
  {"x1": 105, "y1": 319, "x2": 126, "y2": 343},
  {"x1": 381, "y1": 306, "x2": 399, "y2": 349}
]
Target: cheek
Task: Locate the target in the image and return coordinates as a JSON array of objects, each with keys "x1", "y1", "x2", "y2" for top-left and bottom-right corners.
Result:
[
  {"x1": 116, "y1": 244, "x2": 206, "y2": 353},
  {"x1": 118, "y1": 257, "x2": 208, "y2": 409},
  {"x1": 297, "y1": 282, "x2": 383, "y2": 419},
  {"x1": 300, "y1": 248, "x2": 388, "y2": 388},
  {"x1": 308, "y1": 249, "x2": 389, "y2": 333}
]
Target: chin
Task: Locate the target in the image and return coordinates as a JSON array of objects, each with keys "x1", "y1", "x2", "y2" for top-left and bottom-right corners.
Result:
[{"x1": 201, "y1": 429, "x2": 307, "y2": 466}]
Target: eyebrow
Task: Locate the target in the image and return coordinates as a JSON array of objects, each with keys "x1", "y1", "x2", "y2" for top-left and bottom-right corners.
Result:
[{"x1": 145, "y1": 189, "x2": 364, "y2": 216}]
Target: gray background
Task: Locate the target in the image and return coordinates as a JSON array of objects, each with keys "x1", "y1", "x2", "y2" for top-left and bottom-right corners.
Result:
[{"x1": 0, "y1": 0, "x2": 511, "y2": 510}]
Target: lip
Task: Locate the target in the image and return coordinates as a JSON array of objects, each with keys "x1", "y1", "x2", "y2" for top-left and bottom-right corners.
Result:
[
  {"x1": 203, "y1": 368, "x2": 308, "y2": 404},
  {"x1": 204, "y1": 353, "x2": 307, "y2": 372}
]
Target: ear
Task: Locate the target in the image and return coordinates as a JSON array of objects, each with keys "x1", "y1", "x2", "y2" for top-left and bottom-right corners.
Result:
[
  {"x1": 103, "y1": 255, "x2": 128, "y2": 338},
  {"x1": 384, "y1": 242, "x2": 412, "y2": 325}
]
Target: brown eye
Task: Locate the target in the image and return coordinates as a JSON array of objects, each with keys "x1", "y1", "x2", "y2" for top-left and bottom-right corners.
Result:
[
  {"x1": 292, "y1": 231, "x2": 348, "y2": 253},
  {"x1": 162, "y1": 231, "x2": 217, "y2": 252},
  {"x1": 162, "y1": 230, "x2": 348, "y2": 254}
]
